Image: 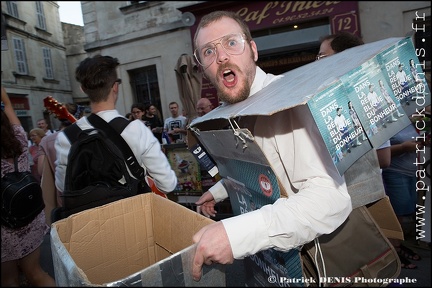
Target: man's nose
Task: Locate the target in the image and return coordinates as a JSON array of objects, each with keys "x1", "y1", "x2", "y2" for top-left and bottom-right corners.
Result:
[{"x1": 215, "y1": 43, "x2": 229, "y2": 64}]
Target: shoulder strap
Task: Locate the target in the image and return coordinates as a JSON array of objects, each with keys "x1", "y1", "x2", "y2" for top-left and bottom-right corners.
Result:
[
  {"x1": 87, "y1": 114, "x2": 145, "y2": 180},
  {"x1": 63, "y1": 123, "x2": 82, "y2": 144}
]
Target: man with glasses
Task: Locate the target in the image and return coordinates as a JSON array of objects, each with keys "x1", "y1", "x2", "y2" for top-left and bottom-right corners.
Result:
[
  {"x1": 196, "y1": 97, "x2": 214, "y2": 117},
  {"x1": 55, "y1": 55, "x2": 177, "y2": 201},
  {"x1": 190, "y1": 11, "x2": 351, "y2": 282}
]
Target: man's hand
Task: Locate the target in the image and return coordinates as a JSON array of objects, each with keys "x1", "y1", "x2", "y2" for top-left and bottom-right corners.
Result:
[
  {"x1": 192, "y1": 222, "x2": 234, "y2": 281},
  {"x1": 196, "y1": 191, "x2": 217, "y2": 217}
]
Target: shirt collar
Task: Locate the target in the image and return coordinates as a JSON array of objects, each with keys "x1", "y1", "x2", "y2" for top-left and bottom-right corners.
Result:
[{"x1": 250, "y1": 66, "x2": 284, "y2": 97}]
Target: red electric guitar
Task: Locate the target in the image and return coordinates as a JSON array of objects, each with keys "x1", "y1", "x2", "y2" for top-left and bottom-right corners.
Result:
[
  {"x1": 43, "y1": 96, "x2": 77, "y2": 123},
  {"x1": 43, "y1": 96, "x2": 168, "y2": 199}
]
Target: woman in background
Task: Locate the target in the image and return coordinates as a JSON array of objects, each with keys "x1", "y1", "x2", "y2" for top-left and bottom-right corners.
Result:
[
  {"x1": 143, "y1": 103, "x2": 163, "y2": 143},
  {"x1": 28, "y1": 128, "x2": 46, "y2": 184},
  {"x1": 1, "y1": 86, "x2": 56, "y2": 286}
]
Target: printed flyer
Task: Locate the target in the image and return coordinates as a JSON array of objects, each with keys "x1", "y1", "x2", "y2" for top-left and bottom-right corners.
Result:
[
  {"x1": 377, "y1": 38, "x2": 431, "y2": 116},
  {"x1": 340, "y1": 56, "x2": 411, "y2": 149},
  {"x1": 308, "y1": 81, "x2": 372, "y2": 175}
]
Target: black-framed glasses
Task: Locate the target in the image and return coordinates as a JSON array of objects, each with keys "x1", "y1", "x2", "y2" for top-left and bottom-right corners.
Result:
[
  {"x1": 194, "y1": 33, "x2": 246, "y2": 67},
  {"x1": 112, "y1": 78, "x2": 122, "y2": 87}
]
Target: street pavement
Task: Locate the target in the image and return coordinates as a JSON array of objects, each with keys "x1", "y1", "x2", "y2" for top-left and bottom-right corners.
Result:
[{"x1": 394, "y1": 238, "x2": 431, "y2": 287}]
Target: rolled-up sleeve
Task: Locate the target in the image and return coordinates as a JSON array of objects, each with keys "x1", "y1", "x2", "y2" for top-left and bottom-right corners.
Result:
[{"x1": 208, "y1": 179, "x2": 228, "y2": 202}]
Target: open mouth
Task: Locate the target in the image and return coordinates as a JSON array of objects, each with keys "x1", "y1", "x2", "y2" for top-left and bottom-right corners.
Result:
[{"x1": 222, "y1": 69, "x2": 236, "y2": 87}]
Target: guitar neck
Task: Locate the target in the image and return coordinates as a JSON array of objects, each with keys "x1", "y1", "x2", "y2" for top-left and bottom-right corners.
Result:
[
  {"x1": 64, "y1": 112, "x2": 77, "y2": 123},
  {"x1": 43, "y1": 96, "x2": 77, "y2": 123}
]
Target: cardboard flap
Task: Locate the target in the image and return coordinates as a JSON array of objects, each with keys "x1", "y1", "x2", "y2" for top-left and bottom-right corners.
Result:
[
  {"x1": 367, "y1": 196, "x2": 404, "y2": 241},
  {"x1": 51, "y1": 193, "x2": 219, "y2": 286}
]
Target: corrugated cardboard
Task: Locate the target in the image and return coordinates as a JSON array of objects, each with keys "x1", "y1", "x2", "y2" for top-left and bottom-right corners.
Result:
[
  {"x1": 50, "y1": 193, "x2": 225, "y2": 286},
  {"x1": 367, "y1": 196, "x2": 404, "y2": 241}
]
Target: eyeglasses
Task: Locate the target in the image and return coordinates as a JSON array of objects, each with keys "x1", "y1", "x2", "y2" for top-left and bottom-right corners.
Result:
[
  {"x1": 194, "y1": 33, "x2": 246, "y2": 67},
  {"x1": 315, "y1": 53, "x2": 327, "y2": 61},
  {"x1": 197, "y1": 105, "x2": 211, "y2": 111},
  {"x1": 112, "y1": 78, "x2": 122, "y2": 87}
]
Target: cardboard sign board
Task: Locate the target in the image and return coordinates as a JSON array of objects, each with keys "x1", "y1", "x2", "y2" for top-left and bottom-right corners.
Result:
[
  {"x1": 190, "y1": 37, "x2": 430, "y2": 175},
  {"x1": 51, "y1": 193, "x2": 224, "y2": 286}
]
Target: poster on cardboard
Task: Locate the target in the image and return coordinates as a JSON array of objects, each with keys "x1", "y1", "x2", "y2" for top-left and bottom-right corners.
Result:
[
  {"x1": 308, "y1": 81, "x2": 372, "y2": 175},
  {"x1": 222, "y1": 165, "x2": 303, "y2": 286},
  {"x1": 340, "y1": 56, "x2": 411, "y2": 149},
  {"x1": 377, "y1": 38, "x2": 431, "y2": 116}
]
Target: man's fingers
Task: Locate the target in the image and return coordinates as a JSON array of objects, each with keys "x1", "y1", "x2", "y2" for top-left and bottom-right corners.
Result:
[{"x1": 192, "y1": 253, "x2": 205, "y2": 281}]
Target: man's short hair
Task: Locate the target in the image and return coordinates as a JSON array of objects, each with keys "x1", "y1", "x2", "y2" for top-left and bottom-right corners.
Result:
[
  {"x1": 75, "y1": 55, "x2": 120, "y2": 103},
  {"x1": 320, "y1": 31, "x2": 364, "y2": 53}
]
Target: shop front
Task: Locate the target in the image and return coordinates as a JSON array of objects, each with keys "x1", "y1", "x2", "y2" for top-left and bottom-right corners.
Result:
[{"x1": 180, "y1": 1, "x2": 361, "y2": 107}]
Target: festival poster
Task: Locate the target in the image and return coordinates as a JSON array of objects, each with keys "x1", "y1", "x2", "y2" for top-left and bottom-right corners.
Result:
[
  {"x1": 221, "y1": 160, "x2": 303, "y2": 287},
  {"x1": 308, "y1": 81, "x2": 371, "y2": 176},
  {"x1": 340, "y1": 56, "x2": 411, "y2": 149},
  {"x1": 376, "y1": 37, "x2": 431, "y2": 116},
  {"x1": 165, "y1": 145, "x2": 202, "y2": 195}
]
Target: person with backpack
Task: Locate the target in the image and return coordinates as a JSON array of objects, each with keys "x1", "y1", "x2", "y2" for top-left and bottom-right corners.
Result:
[
  {"x1": 1, "y1": 86, "x2": 56, "y2": 287},
  {"x1": 54, "y1": 55, "x2": 177, "y2": 218}
]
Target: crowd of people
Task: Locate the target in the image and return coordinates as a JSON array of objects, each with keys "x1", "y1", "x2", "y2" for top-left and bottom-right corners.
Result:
[
  {"x1": 1, "y1": 9, "x2": 429, "y2": 287},
  {"x1": 126, "y1": 97, "x2": 215, "y2": 145}
]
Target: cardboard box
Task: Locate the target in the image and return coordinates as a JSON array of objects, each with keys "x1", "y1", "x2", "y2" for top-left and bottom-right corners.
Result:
[
  {"x1": 50, "y1": 193, "x2": 225, "y2": 286},
  {"x1": 367, "y1": 196, "x2": 404, "y2": 240}
]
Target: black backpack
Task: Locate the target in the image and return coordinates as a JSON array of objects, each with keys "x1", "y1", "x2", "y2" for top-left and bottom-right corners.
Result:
[
  {"x1": 52, "y1": 114, "x2": 151, "y2": 221},
  {"x1": 1, "y1": 157, "x2": 45, "y2": 228}
]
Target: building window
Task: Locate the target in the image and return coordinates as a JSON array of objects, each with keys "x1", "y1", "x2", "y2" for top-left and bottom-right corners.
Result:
[
  {"x1": 129, "y1": 65, "x2": 162, "y2": 116},
  {"x1": 6, "y1": 1, "x2": 19, "y2": 18},
  {"x1": 35, "y1": 1, "x2": 46, "y2": 30},
  {"x1": 42, "y1": 47, "x2": 53, "y2": 79},
  {"x1": 13, "y1": 37, "x2": 28, "y2": 74}
]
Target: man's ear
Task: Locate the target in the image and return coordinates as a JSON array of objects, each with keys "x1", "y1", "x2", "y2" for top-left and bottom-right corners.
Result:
[{"x1": 250, "y1": 40, "x2": 258, "y2": 62}]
